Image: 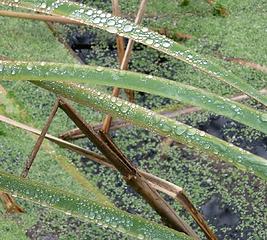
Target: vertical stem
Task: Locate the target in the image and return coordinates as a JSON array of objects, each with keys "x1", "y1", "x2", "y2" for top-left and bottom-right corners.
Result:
[
  {"x1": 21, "y1": 99, "x2": 59, "y2": 178},
  {"x1": 112, "y1": 0, "x2": 127, "y2": 62},
  {"x1": 102, "y1": 0, "x2": 148, "y2": 133},
  {"x1": 102, "y1": 0, "x2": 125, "y2": 133},
  {"x1": 120, "y1": 0, "x2": 148, "y2": 70}
]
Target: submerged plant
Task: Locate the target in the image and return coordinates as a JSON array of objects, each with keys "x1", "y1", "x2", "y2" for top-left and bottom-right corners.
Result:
[{"x1": 0, "y1": 0, "x2": 266, "y2": 239}]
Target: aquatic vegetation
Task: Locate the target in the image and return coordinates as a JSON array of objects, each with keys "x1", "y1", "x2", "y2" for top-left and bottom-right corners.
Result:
[{"x1": 0, "y1": 0, "x2": 266, "y2": 239}]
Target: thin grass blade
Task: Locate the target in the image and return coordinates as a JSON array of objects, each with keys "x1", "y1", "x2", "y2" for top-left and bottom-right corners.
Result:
[
  {"x1": 32, "y1": 81, "x2": 267, "y2": 180},
  {"x1": 1, "y1": 61, "x2": 266, "y2": 134},
  {"x1": 1, "y1": 0, "x2": 266, "y2": 105},
  {"x1": 0, "y1": 170, "x2": 191, "y2": 240}
]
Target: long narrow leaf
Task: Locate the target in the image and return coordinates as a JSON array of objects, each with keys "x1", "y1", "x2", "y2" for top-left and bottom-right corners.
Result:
[
  {"x1": 1, "y1": 61, "x2": 266, "y2": 134},
  {"x1": 32, "y1": 81, "x2": 267, "y2": 180},
  {"x1": 0, "y1": 170, "x2": 191, "y2": 240},
  {"x1": 0, "y1": 81, "x2": 114, "y2": 207},
  {"x1": 1, "y1": 0, "x2": 266, "y2": 106}
]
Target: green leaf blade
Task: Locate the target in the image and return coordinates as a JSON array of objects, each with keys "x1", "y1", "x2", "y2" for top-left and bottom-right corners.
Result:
[
  {"x1": 169, "y1": 43, "x2": 267, "y2": 106},
  {"x1": 1, "y1": 0, "x2": 266, "y2": 106},
  {"x1": 0, "y1": 170, "x2": 191, "y2": 240},
  {"x1": 33, "y1": 81, "x2": 267, "y2": 180},
  {"x1": 1, "y1": 61, "x2": 266, "y2": 135}
]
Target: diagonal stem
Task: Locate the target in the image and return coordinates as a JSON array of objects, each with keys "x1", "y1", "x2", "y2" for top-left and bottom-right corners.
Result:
[
  {"x1": 21, "y1": 99, "x2": 60, "y2": 178},
  {"x1": 60, "y1": 87, "x2": 267, "y2": 140},
  {"x1": 0, "y1": 114, "x2": 217, "y2": 239},
  {"x1": 0, "y1": 98, "x2": 60, "y2": 213},
  {"x1": 99, "y1": 131, "x2": 216, "y2": 240},
  {"x1": 0, "y1": 192, "x2": 24, "y2": 213},
  {"x1": 57, "y1": 98, "x2": 199, "y2": 238},
  {"x1": 0, "y1": 10, "x2": 82, "y2": 24},
  {"x1": 176, "y1": 191, "x2": 217, "y2": 240}
]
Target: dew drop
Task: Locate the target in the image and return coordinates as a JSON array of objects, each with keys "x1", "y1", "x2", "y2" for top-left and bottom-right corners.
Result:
[
  {"x1": 27, "y1": 64, "x2": 33, "y2": 71},
  {"x1": 199, "y1": 131, "x2": 206, "y2": 137},
  {"x1": 162, "y1": 41, "x2": 171, "y2": 48},
  {"x1": 145, "y1": 39, "x2": 154, "y2": 45},
  {"x1": 106, "y1": 26, "x2": 118, "y2": 34},
  {"x1": 93, "y1": 17, "x2": 101, "y2": 24},
  {"x1": 137, "y1": 234, "x2": 144, "y2": 240},
  {"x1": 161, "y1": 123, "x2": 171, "y2": 133},
  {"x1": 123, "y1": 25, "x2": 133, "y2": 32},
  {"x1": 86, "y1": 9, "x2": 93, "y2": 15},
  {"x1": 116, "y1": 101, "x2": 123, "y2": 107},
  {"x1": 121, "y1": 105, "x2": 129, "y2": 113},
  {"x1": 204, "y1": 144, "x2": 210, "y2": 149},
  {"x1": 142, "y1": 27, "x2": 148, "y2": 32},
  {"x1": 40, "y1": 3, "x2": 46, "y2": 8},
  {"x1": 111, "y1": 97, "x2": 116, "y2": 103},
  {"x1": 65, "y1": 211, "x2": 71, "y2": 216},
  {"x1": 89, "y1": 212, "x2": 95, "y2": 220},
  {"x1": 79, "y1": 9, "x2": 85, "y2": 14},
  {"x1": 107, "y1": 19, "x2": 116, "y2": 26}
]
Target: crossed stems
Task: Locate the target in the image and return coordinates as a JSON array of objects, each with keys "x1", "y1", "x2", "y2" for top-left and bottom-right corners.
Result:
[
  {"x1": 0, "y1": 0, "x2": 216, "y2": 238},
  {"x1": 1, "y1": 97, "x2": 218, "y2": 239},
  {"x1": 101, "y1": 0, "x2": 148, "y2": 133}
]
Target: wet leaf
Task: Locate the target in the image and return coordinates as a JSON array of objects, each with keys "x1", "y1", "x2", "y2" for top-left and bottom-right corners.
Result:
[
  {"x1": 1, "y1": 0, "x2": 266, "y2": 105},
  {"x1": 34, "y1": 80, "x2": 267, "y2": 180},
  {"x1": 0, "y1": 170, "x2": 191, "y2": 240},
  {"x1": 1, "y1": 61, "x2": 266, "y2": 135}
]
